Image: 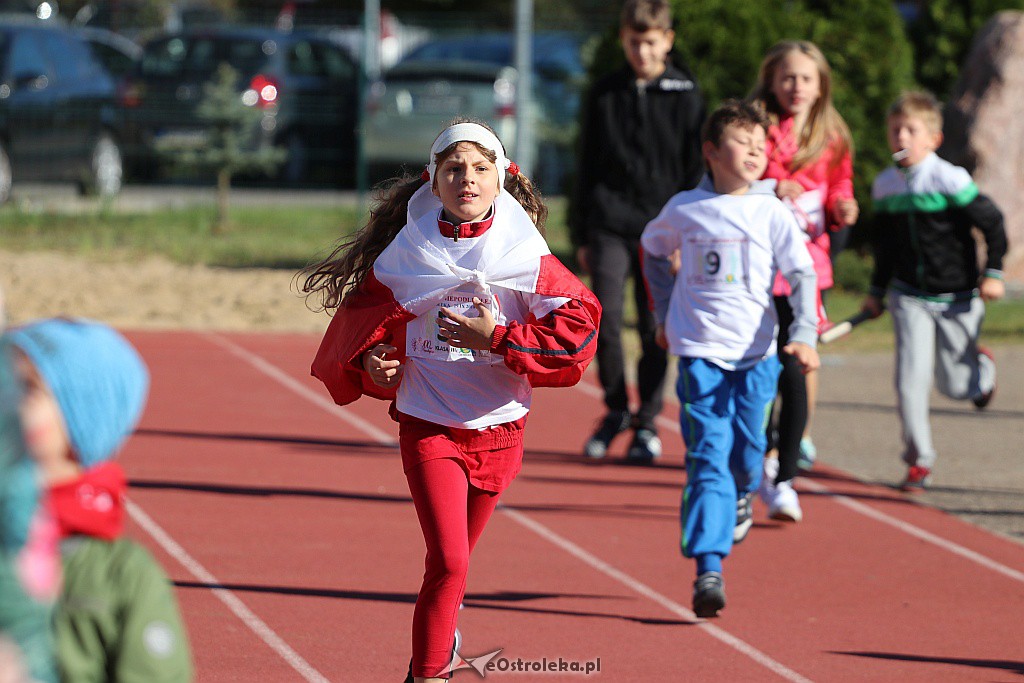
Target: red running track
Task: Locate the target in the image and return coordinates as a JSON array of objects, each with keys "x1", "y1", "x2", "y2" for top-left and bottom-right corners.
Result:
[{"x1": 118, "y1": 330, "x2": 1024, "y2": 682}]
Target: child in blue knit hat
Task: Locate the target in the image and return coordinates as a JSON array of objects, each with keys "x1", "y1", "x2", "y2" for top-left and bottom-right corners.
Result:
[
  {"x1": 6, "y1": 318, "x2": 193, "y2": 683},
  {"x1": 0, "y1": 331, "x2": 58, "y2": 683}
]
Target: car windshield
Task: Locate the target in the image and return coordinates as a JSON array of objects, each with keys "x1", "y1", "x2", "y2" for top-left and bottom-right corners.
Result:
[
  {"x1": 403, "y1": 37, "x2": 511, "y2": 66},
  {"x1": 140, "y1": 36, "x2": 272, "y2": 78},
  {"x1": 399, "y1": 33, "x2": 582, "y2": 78}
]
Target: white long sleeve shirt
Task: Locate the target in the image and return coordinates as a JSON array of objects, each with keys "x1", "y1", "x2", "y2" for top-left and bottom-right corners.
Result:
[{"x1": 641, "y1": 179, "x2": 817, "y2": 366}]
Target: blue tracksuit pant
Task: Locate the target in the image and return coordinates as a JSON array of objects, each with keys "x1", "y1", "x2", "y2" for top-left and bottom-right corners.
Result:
[{"x1": 677, "y1": 356, "x2": 781, "y2": 563}]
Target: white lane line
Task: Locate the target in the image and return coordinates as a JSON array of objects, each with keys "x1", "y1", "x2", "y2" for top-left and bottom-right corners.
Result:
[
  {"x1": 214, "y1": 335, "x2": 813, "y2": 681},
  {"x1": 799, "y1": 479, "x2": 1024, "y2": 584},
  {"x1": 501, "y1": 506, "x2": 813, "y2": 683},
  {"x1": 127, "y1": 500, "x2": 330, "y2": 683},
  {"x1": 202, "y1": 331, "x2": 397, "y2": 446},
  {"x1": 575, "y1": 381, "x2": 1024, "y2": 583}
]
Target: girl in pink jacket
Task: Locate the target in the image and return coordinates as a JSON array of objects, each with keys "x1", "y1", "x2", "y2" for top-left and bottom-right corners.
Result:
[{"x1": 749, "y1": 41, "x2": 858, "y2": 524}]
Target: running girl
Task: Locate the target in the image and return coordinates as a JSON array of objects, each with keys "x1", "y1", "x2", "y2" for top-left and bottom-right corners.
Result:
[{"x1": 301, "y1": 119, "x2": 600, "y2": 682}]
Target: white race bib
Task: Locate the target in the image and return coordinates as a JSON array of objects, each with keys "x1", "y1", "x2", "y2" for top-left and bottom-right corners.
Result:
[
  {"x1": 406, "y1": 290, "x2": 503, "y2": 363},
  {"x1": 684, "y1": 235, "x2": 749, "y2": 290}
]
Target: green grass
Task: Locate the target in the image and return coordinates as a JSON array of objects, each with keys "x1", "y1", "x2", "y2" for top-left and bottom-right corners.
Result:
[
  {"x1": 0, "y1": 194, "x2": 1020, "y2": 350},
  {"x1": 0, "y1": 203, "x2": 365, "y2": 270}
]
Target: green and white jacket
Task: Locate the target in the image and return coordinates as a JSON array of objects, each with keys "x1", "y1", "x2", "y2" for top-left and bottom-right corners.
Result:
[{"x1": 870, "y1": 152, "x2": 1007, "y2": 298}]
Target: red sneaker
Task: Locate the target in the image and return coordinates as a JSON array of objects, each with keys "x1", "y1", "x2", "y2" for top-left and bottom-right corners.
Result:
[
  {"x1": 972, "y1": 346, "x2": 996, "y2": 409},
  {"x1": 900, "y1": 465, "x2": 932, "y2": 492}
]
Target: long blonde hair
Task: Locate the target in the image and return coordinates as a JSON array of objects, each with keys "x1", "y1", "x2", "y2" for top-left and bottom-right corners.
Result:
[
  {"x1": 748, "y1": 41, "x2": 852, "y2": 171},
  {"x1": 299, "y1": 117, "x2": 547, "y2": 312}
]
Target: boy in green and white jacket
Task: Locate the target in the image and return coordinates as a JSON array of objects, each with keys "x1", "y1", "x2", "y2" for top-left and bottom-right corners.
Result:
[{"x1": 863, "y1": 91, "x2": 1008, "y2": 492}]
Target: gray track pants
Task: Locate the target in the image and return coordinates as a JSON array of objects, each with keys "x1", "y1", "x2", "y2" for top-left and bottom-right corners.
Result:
[{"x1": 889, "y1": 290, "x2": 995, "y2": 468}]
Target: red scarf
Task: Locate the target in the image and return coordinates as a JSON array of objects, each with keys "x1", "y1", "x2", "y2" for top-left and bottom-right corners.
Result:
[{"x1": 47, "y1": 462, "x2": 127, "y2": 541}]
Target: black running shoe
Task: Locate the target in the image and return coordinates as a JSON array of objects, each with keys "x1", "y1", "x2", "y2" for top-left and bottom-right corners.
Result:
[
  {"x1": 626, "y1": 428, "x2": 662, "y2": 463},
  {"x1": 584, "y1": 411, "x2": 632, "y2": 459},
  {"x1": 973, "y1": 346, "x2": 996, "y2": 409},
  {"x1": 693, "y1": 571, "x2": 726, "y2": 618}
]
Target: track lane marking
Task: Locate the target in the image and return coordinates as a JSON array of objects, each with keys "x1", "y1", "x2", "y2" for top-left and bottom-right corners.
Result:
[
  {"x1": 500, "y1": 506, "x2": 813, "y2": 682},
  {"x1": 208, "y1": 333, "x2": 813, "y2": 681},
  {"x1": 202, "y1": 332, "x2": 397, "y2": 446},
  {"x1": 571, "y1": 378, "x2": 1024, "y2": 584},
  {"x1": 798, "y1": 479, "x2": 1024, "y2": 583},
  {"x1": 126, "y1": 501, "x2": 330, "y2": 683}
]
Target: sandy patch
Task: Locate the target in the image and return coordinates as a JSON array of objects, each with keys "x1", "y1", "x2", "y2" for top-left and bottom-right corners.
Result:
[{"x1": 0, "y1": 249, "x2": 330, "y2": 334}]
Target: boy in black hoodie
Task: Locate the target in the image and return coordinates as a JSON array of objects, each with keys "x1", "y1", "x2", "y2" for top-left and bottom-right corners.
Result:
[{"x1": 572, "y1": 0, "x2": 705, "y2": 462}]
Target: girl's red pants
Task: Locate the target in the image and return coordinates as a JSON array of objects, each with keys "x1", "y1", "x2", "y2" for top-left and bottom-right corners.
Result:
[{"x1": 405, "y1": 457, "x2": 501, "y2": 678}]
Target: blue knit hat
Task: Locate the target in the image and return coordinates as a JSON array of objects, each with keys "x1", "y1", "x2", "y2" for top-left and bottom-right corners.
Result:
[{"x1": 5, "y1": 319, "x2": 149, "y2": 469}]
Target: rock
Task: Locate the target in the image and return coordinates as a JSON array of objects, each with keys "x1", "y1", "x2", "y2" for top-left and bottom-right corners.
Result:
[{"x1": 942, "y1": 11, "x2": 1024, "y2": 284}]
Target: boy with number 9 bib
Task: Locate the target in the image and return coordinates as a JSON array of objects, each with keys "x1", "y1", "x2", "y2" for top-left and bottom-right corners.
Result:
[{"x1": 641, "y1": 101, "x2": 819, "y2": 618}]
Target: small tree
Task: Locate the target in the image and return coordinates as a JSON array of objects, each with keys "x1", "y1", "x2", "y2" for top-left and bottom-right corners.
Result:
[
  {"x1": 156, "y1": 63, "x2": 286, "y2": 232},
  {"x1": 906, "y1": 0, "x2": 1024, "y2": 99}
]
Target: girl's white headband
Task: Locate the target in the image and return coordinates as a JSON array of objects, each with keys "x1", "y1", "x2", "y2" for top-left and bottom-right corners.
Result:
[{"x1": 424, "y1": 123, "x2": 516, "y2": 188}]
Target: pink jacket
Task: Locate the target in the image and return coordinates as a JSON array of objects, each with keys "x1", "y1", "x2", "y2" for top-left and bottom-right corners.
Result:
[{"x1": 764, "y1": 115, "x2": 854, "y2": 293}]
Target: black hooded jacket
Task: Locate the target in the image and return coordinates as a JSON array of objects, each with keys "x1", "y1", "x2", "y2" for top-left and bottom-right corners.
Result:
[{"x1": 570, "y1": 59, "x2": 705, "y2": 247}]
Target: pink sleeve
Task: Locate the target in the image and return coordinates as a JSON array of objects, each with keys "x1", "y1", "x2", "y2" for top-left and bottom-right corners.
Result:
[{"x1": 825, "y1": 146, "x2": 854, "y2": 214}]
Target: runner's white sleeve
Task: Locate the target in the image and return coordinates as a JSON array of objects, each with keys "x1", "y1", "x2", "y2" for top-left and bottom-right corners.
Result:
[
  {"x1": 642, "y1": 254, "x2": 675, "y2": 325},
  {"x1": 784, "y1": 266, "x2": 818, "y2": 348}
]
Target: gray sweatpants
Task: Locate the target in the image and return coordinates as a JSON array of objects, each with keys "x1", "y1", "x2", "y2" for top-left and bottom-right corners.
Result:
[{"x1": 888, "y1": 290, "x2": 995, "y2": 468}]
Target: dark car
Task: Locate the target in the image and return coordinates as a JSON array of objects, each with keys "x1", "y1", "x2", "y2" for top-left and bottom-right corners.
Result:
[
  {"x1": 76, "y1": 26, "x2": 142, "y2": 79},
  {"x1": 123, "y1": 26, "x2": 359, "y2": 184},
  {"x1": 0, "y1": 15, "x2": 124, "y2": 201},
  {"x1": 364, "y1": 32, "x2": 586, "y2": 193}
]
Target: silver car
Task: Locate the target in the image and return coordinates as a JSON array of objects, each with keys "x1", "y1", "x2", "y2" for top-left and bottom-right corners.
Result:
[{"x1": 363, "y1": 31, "x2": 585, "y2": 194}]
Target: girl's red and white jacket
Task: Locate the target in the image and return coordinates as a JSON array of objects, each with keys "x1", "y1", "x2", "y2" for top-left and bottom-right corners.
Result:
[
  {"x1": 764, "y1": 114, "x2": 854, "y2": 294},
  {"x1": 311, "y1": 185, "x2": 601, "y2": 412}
]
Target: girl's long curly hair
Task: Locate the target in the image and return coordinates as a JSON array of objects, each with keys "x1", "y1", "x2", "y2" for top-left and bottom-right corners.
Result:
[
  {"x1": 747, "y1": 41, "x2": 853, "y2": 171},
  {"x1": 299, "y1": 117, "x2": 547, "y2": 312}
]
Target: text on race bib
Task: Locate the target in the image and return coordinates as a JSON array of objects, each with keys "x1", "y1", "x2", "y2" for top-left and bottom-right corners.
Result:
[
  {"x1": 406, "y1": 292, "x2": 502, "y2": 362},
  {"x1": 685, "y1": 236, "x2": 749, "y2": 288}
]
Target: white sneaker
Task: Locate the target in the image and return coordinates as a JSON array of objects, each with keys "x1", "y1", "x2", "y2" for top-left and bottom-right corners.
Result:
[{"x1": 767, "y1": 480, "x2": 803, "y2": 522}]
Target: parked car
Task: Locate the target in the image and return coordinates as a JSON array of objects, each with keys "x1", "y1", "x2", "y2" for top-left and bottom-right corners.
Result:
[
  {"x1": 76, "y1": 25, "x2": 141, "y2": 80},
  {"x1": 363, "y1": 32, "x2": 586, "y2": 194},
  {"x1": 0, "y1": 14, "x2": 124, "y2": 201},
  {"x1": 122, "y1": 26, "x2": 359, "y2": 184}
]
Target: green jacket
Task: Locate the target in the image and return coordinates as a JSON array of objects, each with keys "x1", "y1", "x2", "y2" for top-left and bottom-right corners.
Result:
[
  {"x1": 0, "y1": 339, "x2": 57, "y2": 683},
  {"x1": 55, "y1": 537, "x2": 192, "y2": 683}
]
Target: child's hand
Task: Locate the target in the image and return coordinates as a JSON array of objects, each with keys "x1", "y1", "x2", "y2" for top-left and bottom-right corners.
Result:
[
  {"x1": 833, "y1": 198, "x2": 859, "y2": 226},
  {"x1": 781, "y1": 341, "x2": 820, "y2": 374},
  {"x1": 980, "y1": 276, "x2": 1005, "y2": 302},
  {"x1": 655, "y1": 324, "x2": 668, "y2": 350},
  {"x1": 776, "y1": 179, "x2": 804, "y2": 201},
  {"x1": 437, "y1": 298, "x2": 497, "y2": 351},
  {"x1": 363, "y1": 344, "x2": 403, "y2": 388},
  {"x1": 861, "y1": 295, "x2": 884, "y2": 319}
]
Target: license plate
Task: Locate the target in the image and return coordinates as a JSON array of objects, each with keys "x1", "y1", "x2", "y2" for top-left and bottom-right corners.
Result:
[
  {"x1": 154, "y1": 129, "x2": 208, "y2": 148},
  {"x1": 414, "y1": 95, "x2": 463, "y2": 113}
]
